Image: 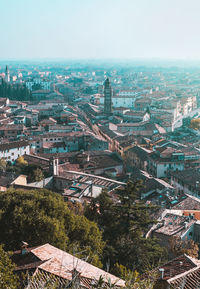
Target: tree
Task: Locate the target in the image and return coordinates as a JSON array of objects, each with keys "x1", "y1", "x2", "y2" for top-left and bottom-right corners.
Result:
[
  {"x1": 85, "y1": 190, "x2": 113, "y2": 226},
  {"x1": 0, "y1": 159, "x2": 6, "y2": 172},
  {"x1": 0, "y1": 79, "x2": 32, "y2": 101},
  {"x1": 125, "y1": 270, "x2": 158, "y2": 289},
  {"x1": 0, "y1": 189, "x2": 104, "y2": 267},
  {"x1": 190, "y1": 118, "x2": 200, "y2": 130},
  {"x1": 16, "y1": 156, "x2": 28, "y2": 167},
  {"x1": 169, "y1": 236, "x2": 199, "y2": 258},
  {"x1": 32, "y1": 168, "x2": 44, "y2": 182},
  {"x1": 0, "y1": 245, "x2": 19, "y2": 289},
  {"x1": 85, "y1": 181, "x2": 167, "y2": 272},
  {"x1": 32, "y1": 83, "x2": 42, "y2": 91},
  {"x1": 17, "y1": 163, "x2": 44, "y2": 183}
]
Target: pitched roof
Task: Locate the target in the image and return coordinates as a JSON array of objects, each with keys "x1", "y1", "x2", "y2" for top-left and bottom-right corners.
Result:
[
  {"x1": 13, "y1": 243, "x2": 125, "y2": 287},
  {"x1": 151, "y1": 254, "x2": 200, "y2": 289},
  {"x1": 0, "y1": 140, "x2": 29, "y2": 151},
  {"x1": 172, "y1": 194, "x2": 200, "y2": 210}
]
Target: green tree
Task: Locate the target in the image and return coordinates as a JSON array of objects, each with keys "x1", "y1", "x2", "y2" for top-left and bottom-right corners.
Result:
[
  {"x1": 0, "y1": 189, "x2": 104, "y2": 267},
  {"x1": 85, "y1": 181, "x2": 166, "y2": 272},
  {"x1": 0, "y1": 79, "x2": 32, "y2": 101},
  {"x1": 32, "y1": 168, "x2": 44, "y2": 182},
  {"x1": 18, "y1": 163, "x2": 44, "y2": 183},
  {"x1": 0, "y1": 245, "x2": 19, "y2": 289},
  {"x1": 32, "y1": 83, "x2": 42, "y2": 91}
]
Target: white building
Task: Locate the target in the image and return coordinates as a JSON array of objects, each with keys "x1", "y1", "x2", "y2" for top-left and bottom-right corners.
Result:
[
  {"x1": 25, "y1": 78, "x2": 51, "y2": 91},
  {"x1": 100, "y1": 95, "x2": 136, "y2": 108},
  {"x1": 0, "y1": 140, "x2": 30, "y2": 163}
]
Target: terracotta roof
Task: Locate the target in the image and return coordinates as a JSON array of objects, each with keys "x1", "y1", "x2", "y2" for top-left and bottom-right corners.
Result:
[
  {"x1": 13, "y1": 243, "x2": 125, "y2": 287},
  {"x1": 154, "y1": 213, "x2": 196, "y2": 237},
  {"x1": 168, "y1": 265, "x2": 200, "y2": 288},
  {"x1": 0, "y1": 124, "x2": 24, "y2": 131},
  {"x1": 172, "y1": 194, "x2": 200, "y2": 210},
  {"x1": 148, "y1": 254, "x2": 200, "y2": 281},
  {"x1": 0, "y1": 140, "x2": 29, "y2": 151},
  {"x1": 150, "y1": 254, "x2": 200, "y2": 288}
]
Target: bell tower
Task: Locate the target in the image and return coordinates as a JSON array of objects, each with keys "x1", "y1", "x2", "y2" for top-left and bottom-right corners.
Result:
[
  {"x1": 104, "y1": 77, "x2": 112, "y2": 114},
  {"x1": 5, "y1": 65, "x2": 10, "y2": 83}
]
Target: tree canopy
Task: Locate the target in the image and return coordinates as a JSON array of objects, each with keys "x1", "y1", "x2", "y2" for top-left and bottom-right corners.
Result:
[
  {"x1": 0, "y1": 245, "x2": 19, "y2": 289},
  {"x1": 169, "y1": 236, "x2": 199, "y2": 258},
  {"x1": 0, "y1": 189, "x2": 104, "y2": 267},
  {"x1": 11, "y1": 159, "x2": 45, "y2": 183},
  {"x1": 190, "y1": 118, "x2": 200, "y2": 130},
  {"x1": 0, "y1": 159, "x2": 6, "y2": 172},
  {"x1": 85, "y1": 181, "x2": 167, "y2": 273},
  {"x1": 0, "y1": 79, "x2": 32, "y2": 101}
]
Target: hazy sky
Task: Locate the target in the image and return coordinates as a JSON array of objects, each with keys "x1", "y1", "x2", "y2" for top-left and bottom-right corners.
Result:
[{"x1": 1, "y1": 0, "x2": 200, "y2": 60}]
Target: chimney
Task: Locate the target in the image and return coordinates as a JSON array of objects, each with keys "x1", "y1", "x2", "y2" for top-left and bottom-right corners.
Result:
[
  {"x1": 52, "y1": 158, "x2": 59, "y2": 176},
  {"x1": 21, "y1": 241, "x2": 29, "y2": 255},
  {"x1": 159, "y1": 268, "x2": 165, "y2": 280}
]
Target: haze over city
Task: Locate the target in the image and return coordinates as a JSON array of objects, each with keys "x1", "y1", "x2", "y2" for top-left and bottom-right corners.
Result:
[{"x1": 1, "y1": 0, "x2": 200, "y2": 60}]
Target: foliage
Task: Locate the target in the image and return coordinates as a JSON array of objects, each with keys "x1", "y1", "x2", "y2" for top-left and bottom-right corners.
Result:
[
  {"x1": 169, "y1": 236, "x2": 199, "y2": 258},
  {"x1": 111, "y1": 264, "x2": 158, "y2": 289},
  {"x1": 67, "y1": 201, "x2": 84, "y2": 216},
  {"x1": 0, "y1": 159, "x2": 6, "y2": 172},
  {"x1": 14, "y1": 160, "x2": 45, "y2": 182},
  {"x1": 85, "y1": 181, "x2": 167, "y2": 273},
  {"x1": 0, "y1": 245, "x2": 19, "y2": 289},
  {"x1": 190, "y1": 118, "x2": 200, "y2": 130},
  {"x1": 16, "y1": 156, "x2": 28, "y2": 167},
  {"x1": 0, "y1": 189, "x2": 104, "y2": 267},
  {"x1": 125, "y1": 270, "x2": 158, "y2": 289},
  {"x1": 112, "y1": 263, "x2": 132, "y2": 280},
  {"x1": 32, "y1": 168, "x2": 44, "y2": 182},
  {"x1": 0, "y1": 79, "x2": 32, "y2": 101},
  {"x1": 32, "y1": 83, "x2": 42, "y2": 91}
]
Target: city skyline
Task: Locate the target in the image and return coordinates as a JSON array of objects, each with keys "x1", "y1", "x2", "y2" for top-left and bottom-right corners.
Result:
[{"x1": 2, "y1": 0, "x2": 200, "y2": 60}]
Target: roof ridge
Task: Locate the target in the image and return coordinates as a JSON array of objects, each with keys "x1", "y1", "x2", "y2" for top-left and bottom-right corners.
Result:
[
  {"x1": 168, "y1": 263, "x2": 200, "y2": 283},
  {"x1": 183, "y1": 253, "x2": 200, "y2": 266}
]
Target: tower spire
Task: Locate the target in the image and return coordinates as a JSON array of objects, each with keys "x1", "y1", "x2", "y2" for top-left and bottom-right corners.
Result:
[
  {"x1": 104, "y1": 77, "x2": 112, "y2": 114},
  {"x1": 5, "y1": 65, "x2": 10, "y2": 83}
]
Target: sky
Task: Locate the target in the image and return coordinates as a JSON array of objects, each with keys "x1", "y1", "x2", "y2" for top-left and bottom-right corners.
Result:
[{"x1": 1, "y1": 0, "x2": 200, "y2": 60}]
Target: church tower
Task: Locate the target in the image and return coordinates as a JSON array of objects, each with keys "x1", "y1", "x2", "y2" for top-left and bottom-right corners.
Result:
[
  {"x1": 5, "y1": 65, "x2": 10, "y2": 83},
  {"x1": 104, "y1": 77, "x2": 112, "y2": 114}
]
